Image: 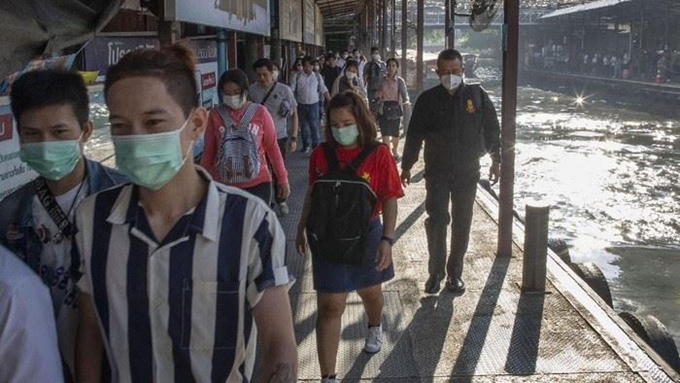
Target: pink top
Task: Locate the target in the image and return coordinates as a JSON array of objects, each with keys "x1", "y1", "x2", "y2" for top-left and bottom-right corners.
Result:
[
  {"x1": 379, "y1": 75, "x2": 400, "y2": 101},
  {"x1": 201, "y1": 103, "x2": 288, "y2": 189}
]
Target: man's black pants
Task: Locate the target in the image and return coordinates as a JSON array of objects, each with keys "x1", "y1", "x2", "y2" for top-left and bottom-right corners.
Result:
[{"x1": 424, "y1": 174, "x2": 479, "y2": 280}]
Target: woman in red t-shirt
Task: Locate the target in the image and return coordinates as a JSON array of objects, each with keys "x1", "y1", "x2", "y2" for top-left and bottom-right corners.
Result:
[
  {"x1": 200, "y1": 69, "x2": 289, "y2": 205},
  {"x1": 296, "y1": 91, "x2": 404, "y2": 381}
]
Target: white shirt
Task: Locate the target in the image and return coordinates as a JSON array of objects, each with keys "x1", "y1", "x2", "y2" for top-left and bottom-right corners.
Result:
[
  {"x1": 292, "y1": 71, "x2": 328, "y2": 105},
  {"x1": 31, "y1": 180, "x2": 87, "y2": 377},
  {"x1": 75, "y1": 168, "x2": 293, "y2": 382},
  {"x1": 0, "y1": 245, "x2": 64, "y2": 382}
]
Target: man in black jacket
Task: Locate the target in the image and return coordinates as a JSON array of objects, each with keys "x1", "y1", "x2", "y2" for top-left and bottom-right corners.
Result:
[{"x1": 400, "y1": 49, "x2": 501, "y2": 294}]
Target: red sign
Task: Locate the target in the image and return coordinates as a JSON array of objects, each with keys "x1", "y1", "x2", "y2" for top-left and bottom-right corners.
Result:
[
  {"x1": 201, "y1": 72, "x2": 216, "y2": 90},
  {"x1": 0, "y1": 114, "x2": 13, "y2": 142}
]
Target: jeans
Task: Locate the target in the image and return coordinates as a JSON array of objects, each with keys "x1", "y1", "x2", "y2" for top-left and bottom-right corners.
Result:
[{"x1": 297, "y1": 103, "x2": 321, "y2": 149}]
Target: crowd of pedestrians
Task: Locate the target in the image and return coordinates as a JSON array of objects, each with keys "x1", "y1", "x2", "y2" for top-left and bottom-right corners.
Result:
[{"x1": 0, "y1": 45, "x2": 501, "y2": 383}]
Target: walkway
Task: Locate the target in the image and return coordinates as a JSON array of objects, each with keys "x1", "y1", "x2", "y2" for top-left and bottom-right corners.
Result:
[{"x1": 272, "y1": 144, "x2": 678, "y2": 382}]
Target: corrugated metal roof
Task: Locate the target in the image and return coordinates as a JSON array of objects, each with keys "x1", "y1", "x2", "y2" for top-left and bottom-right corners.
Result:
[{"x1": 540, "y1": 0, "x2": 632, "y2": 19}]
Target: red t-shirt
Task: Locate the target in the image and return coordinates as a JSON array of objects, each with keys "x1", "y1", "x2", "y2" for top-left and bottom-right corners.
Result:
[{"x1": 308, "y1": 143, "x2": 404, "y2": 216}]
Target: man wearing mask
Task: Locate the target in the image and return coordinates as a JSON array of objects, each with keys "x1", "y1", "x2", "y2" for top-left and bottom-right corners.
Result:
[
  {"x1": 250, "y1": 58, "x2": 299, "y2": 216},
  {"x1": 292, "y1": 56, "x2": 330, "y2": 154},
  {"x1": 0, "y1": 69, "x2": 127, "y2": 380},
  {"x1": 400, "y1": 49, "x2": 501, "y2": 295},
  {"x1": 320, "y1": 54, "x2": 342, "y2": 95},
  {"x1": 363, "y1": 47, "x2": 387, "y2": 118}
]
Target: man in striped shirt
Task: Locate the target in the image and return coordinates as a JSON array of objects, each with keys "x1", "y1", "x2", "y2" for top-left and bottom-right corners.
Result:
[{"x1": 74, "y1": 45, "x2": 297, "y2": 382}]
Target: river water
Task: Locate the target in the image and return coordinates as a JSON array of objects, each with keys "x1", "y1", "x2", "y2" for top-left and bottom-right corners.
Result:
[
  {"x1": 477, "y1": 77, "x2": 680, "y2": 345},
  {"x1": 87, "y1": 80, "x2": 680, "y2": 345}
]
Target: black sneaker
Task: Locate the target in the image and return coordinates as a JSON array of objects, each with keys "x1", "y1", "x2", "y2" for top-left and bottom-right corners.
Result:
[
  {"x1": 424, "y1": 273, "x2": 444, "y2": 294},
  {"x1": 445, "y1": 277, "x2": 466, "y2": 294}
]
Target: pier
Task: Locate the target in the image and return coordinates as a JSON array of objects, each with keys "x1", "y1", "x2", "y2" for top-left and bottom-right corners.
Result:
[{"x1": 242, "y1": 145, "x2": 680, "y2": 381}]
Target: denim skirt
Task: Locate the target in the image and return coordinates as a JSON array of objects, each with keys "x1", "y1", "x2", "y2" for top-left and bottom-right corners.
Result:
[{"x1": 312, "y1": 217, "x2": 395, "y2": 293}]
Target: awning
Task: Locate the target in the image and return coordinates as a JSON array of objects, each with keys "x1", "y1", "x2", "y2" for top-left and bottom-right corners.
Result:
[{"x1": 540, "y1": 0, "x2": 632, "y2": 19}]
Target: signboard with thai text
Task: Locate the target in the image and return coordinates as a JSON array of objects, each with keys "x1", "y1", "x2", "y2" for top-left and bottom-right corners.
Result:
[
  {"x1": 82, "y1": 36, "x2": 160, "y2": 75},
  {"x1": 0, "y1": 103, "x2": 36, "y2": 201},
  {"x1": 186, "y1": 39, "x2": 219, "y2": 109},
  {"x1": 168, "y1": 0, "x2": 270, "y2": 36},
  {"x1": 279, "y1": 0, "x2": 302, "y2": 42}
]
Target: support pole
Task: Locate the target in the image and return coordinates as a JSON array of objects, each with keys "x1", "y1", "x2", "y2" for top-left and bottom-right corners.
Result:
[
  {"x1": 416, "y1": 0, "x2": 424, "y2": 94},
  {"x1": 217, "y1": 29, "x2": 227, "y2": 80},
  {"x1": 391, "y1": 0, "x2": 396, "y2": 58},
  {"x1": 227, "y1": 31, "x2": 238, "y2": 70},
  {"x1": 401, "y1": 0, "x2": 408, "y2": 79},
  {"x1": 445, "y1": 0, "x2": 455, "y2": 49},
  {"x1": 497, "y1": 0, "x2": 518, "y2": 257},
  {"x1": 522, "y1": 202, "x2": 550, "y2": 292},
  {"x1": 382, "y1": 0, "x2": 389, "y2": 56}
]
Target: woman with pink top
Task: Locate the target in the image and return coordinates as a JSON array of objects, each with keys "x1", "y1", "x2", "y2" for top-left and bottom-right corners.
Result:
[{"x1": 201, "y1": 69, "x2": 289, "y2": 204}]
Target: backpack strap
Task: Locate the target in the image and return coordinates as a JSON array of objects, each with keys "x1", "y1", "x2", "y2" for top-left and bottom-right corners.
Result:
[
  {"x1": 320, "y1": 143, "x2": 339, "y2": 172},
  {"x1": 348, "y1": 141, "x2": 380, "y2": 171},
  {"x1": 216, "y1": 103, "x2": 259, "y2": 130},
  {"x1": 259, "y1": 82, "x2": 277, "y2": 105}
]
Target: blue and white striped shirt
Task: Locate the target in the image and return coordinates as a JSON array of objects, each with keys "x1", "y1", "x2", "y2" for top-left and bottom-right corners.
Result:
[{"x1": 74, "y1": 169, "x2": 292, "y2": 382}]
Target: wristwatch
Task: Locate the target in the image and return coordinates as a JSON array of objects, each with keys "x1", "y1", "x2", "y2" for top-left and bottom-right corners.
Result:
[{"x1": 381, "y1": 235, "x2": 395, "y2": 246}]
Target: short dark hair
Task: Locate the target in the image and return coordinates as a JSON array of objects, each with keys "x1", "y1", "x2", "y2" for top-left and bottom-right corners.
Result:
[
  {"x1": 301, "y1": 56, "x2": 314, "y2": 66},
  {"x1": 437, "y1": 49, "x2": 464, "y2": 67},
  {"x1": 371, "y1": 46, "x2": 380, "y2": 54},
  {"x1": 325, "y1": 92, "x2": 377, "y2": 147},
  {"x1": 105, "y1": 44, "x2": 198, "y2": 118},
  {"x1": 252, "y1": 58, "x2": 273, "y2": 72},
  {"x1": 11, "y1": 70, "x2": 89, "y2": 130},
  {"x1": 386, "y1": 58, "x2": 399, "y2": 68},
  {"x1": 218, "y1": 69, "x2": 249, "y2": 96},
  {"x1": 344, "y1": 59, "x2": 359, "y2": 71}
]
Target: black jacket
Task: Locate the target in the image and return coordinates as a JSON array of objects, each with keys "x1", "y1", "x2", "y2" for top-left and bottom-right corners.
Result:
[{"x1": 401, "y1": 82, "x2": 500, "y2": 179}]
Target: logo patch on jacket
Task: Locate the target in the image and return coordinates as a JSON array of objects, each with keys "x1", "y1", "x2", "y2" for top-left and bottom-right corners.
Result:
[{"x1": 466, "y1": 99, "x2": 475, "y2": 114}]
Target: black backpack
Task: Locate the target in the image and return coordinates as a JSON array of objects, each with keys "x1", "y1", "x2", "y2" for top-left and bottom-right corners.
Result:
[{"x1": 306, "y1": 142, "x2": 380, "y2": 264}]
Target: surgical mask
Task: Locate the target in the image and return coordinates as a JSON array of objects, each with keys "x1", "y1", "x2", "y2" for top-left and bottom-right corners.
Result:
[
  {"x1": 112, "y1": 117, "x2": 192, "y2": 191},
  {"x1": 272, "y1": 70, "x2": 279, "y2": 81},
  {"x1": 20, "y1": 137, "x2": 82, "y2": 181},
  {"x1": 313, "y1": 65, "x2": 320, "y2": 71},
  {"x1": 440, "y1": 74, "x2": 462, "y2": 91},
  {"x1": 371, "y1": 53, "x2": 381, "y2": 61},
  {"x1": 346, "y1": 72, "x2": 357, "y2": 80},
  {"x1": 223, "y1": 94, "x2": 246, "y2": 110},
  {"x1": 332, "y1": 124, "x2": 359, "y2": 146}
]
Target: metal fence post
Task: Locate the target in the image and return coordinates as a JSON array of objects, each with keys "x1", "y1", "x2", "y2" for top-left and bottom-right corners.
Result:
[{"x1": 522, "y1": 202, "x2": 550, "y2": 292}]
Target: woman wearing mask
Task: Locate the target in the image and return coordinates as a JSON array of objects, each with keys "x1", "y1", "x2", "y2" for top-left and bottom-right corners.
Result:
[
  {"x1": 330, "y1": 59, "x2": 367, "y2": 102},
  {"x1": 201, "y1": 69, "x2": 289, "y2": 205},
  {"x1": 296, "y1": 92, "x2": 403, "y2": 383},
  {"x1": 376, "y1": 58, "x2": 410, "y2": 161},
  {"x1": 289, "y1": 58, "x2": 303, "y2": 86}
]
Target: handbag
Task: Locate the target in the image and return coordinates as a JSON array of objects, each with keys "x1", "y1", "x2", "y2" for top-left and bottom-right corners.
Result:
[{"x1": 381, "y1": 100, "x2": 403, "y2": 120}]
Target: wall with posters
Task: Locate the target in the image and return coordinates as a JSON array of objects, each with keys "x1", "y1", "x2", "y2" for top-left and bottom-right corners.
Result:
[
  {"x1": 303, "y1": 0, "x2": 315, "y2": 45},
  {"x1": 168, "y1": 0, "x2": 270, "y2": 36},
  {"x1": 315, "y1": 5, "x2": 324, "y2": 47},
  {"x1": 83, "y1": 36, "x2": 160, "y2": 79},
  {"x1": 0, "y1": 101, "x2": 36, "y2": 201},
  {"x1": 186, "y1": 39, "x2": 219, "y2": 109},
  {"x1": 280, "y1": 0, "x2": 302, "y2": 43}
]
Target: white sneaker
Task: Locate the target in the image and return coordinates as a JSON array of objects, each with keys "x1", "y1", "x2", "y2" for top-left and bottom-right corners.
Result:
[
  {"x1": 364, "y1": 324, "x2": 383, "y2": 353},
  {"x1": 279, "y1": 202, "x2": 289, "y2": 216}
]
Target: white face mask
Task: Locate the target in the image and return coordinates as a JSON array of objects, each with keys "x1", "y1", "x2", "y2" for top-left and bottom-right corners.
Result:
[
  {"x1": 440, "y1": 74, "x2": 462, "y2": 91},
  {"x1": 272, "y1": 70, "x2": 279, "y2": 81},
  {"x1": 346, "y1": 71, "x2": 356, "y2": 80},
  {"x1": 371, "y1": 53, "x2": 381, "y2": 61},
  {"x1": 224, "y1": 94, "x2": 246, "y2": 109}
]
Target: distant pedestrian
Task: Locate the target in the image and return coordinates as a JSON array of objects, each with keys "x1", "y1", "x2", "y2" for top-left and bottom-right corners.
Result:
[
  {"x1": 331, "y1": 59, "x2": 367, "y2": 101},
  {"x1": 291, "y1": 56, "x2": 330, "y2": 153},
  {"x1": 400, "y1": 49, "x2": 501, "y2": 294},
  {"x1": 376, "y1": 58, "x2": 410, "y2": 160}
]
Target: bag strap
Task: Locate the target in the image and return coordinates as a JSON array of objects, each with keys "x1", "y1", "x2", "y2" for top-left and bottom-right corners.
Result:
[
  {"x1": 33, "y1": 177, "x2": 75, "y2": 237},
  {"x1": 321, "y1": 143, "x2": 339, "y2": 172},
  {"x1": 348, "y1": 141, "x2": 379, "y2": 171},
  {"x1": 216, "y1": 103, "x2": 259, "y2": 131},
  {"x1": 260, "y1": 82, "x2": 277, "y2": 105}
]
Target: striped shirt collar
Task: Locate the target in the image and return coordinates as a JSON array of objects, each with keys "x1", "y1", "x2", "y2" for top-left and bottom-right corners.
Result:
[{"x1": 106, "y1": 166, "x2": 220, "y2": 242}]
